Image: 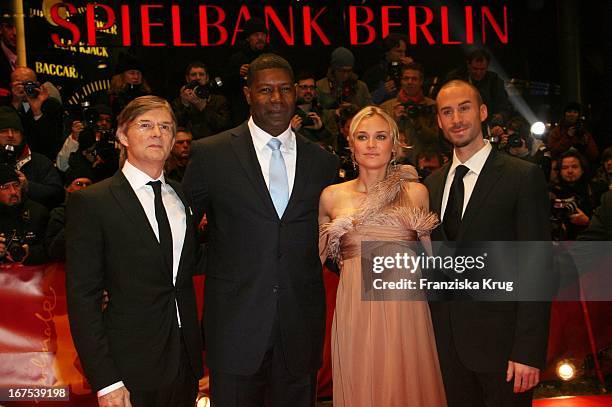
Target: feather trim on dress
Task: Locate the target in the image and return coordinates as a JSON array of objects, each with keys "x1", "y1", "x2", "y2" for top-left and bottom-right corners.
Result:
[{"x1": 320, "y1": 165, "x2": 439, "y2": 263}]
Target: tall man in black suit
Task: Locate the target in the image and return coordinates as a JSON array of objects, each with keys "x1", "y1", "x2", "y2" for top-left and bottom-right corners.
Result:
[
  {"x1": 183, "y1": 54, "x2": 338, "y2": 407},
  {"x1": 424, "y1": 80, "x2": 551, "y2": 406},
  {"x1": 66, "y1": 96, "x2": 203, "y2": 407}
]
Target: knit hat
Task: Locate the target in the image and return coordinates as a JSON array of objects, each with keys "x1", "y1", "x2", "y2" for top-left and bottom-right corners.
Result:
[
  {"x1": 330, "y1": 47, "x2": 355, "y2": 69},
  {"x1": 243, "y1": 18, "x2": 268, "y2": 38},
  {"x1": 115, "y1": 53, "x2": 143, "y2": 75},
  {"x1": 0, "y1": 106, "x2": 23, "y2": 132},
  {"x1": 0, "y1": 164, "x2": 19, "y2": 185}
]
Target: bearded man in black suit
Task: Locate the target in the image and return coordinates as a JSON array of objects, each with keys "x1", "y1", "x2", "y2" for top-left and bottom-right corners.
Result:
[{"x1": 425, "y1": 80, "x2": 551, "y2": 407}]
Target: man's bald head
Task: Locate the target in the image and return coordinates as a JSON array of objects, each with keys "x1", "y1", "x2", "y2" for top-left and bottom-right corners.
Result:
[
  {"x1": 11, "y1": 67, "x2": 37, "y2": 83},
  {"x1": 437, "y1": 79, "x2": 483, "y2": 107}
]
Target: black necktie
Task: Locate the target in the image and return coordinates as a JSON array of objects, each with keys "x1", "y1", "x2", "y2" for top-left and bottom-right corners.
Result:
[
  {"x1": 443, "y1": 165, "x2": 469, "y2": 241},
  {"x1": 147, "y1": 181, "x2": 173, "y2": 272}
]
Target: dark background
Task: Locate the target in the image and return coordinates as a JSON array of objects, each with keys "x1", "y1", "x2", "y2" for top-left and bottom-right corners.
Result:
[{"x1": 21, "y1": 0, "x2": 610, "y2": 144}]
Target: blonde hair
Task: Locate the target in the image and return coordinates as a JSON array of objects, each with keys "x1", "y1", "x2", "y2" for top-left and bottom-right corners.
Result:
[{"x1": 348, "y1": 106, "x2": 400, "y2": 160}]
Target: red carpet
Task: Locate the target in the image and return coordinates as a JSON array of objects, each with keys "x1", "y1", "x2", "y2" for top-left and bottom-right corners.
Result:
[{"x1": 534, "y1": 395, "x2": 612, "y2": 406}]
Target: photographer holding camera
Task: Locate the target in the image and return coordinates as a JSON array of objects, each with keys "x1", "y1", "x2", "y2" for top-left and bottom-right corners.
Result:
[
  {"x1": 172, "y1": 61, "x2": 231, "y2": 139},
  {"x1": 57, "y1": 104, "x2": 113, "y2": 170},
  {"x1": 381, "y1": 63, "x2": 439, "y2": 164},
  {"x1": 495, "y1": 116, "x2": 552, "y2": 180},
  {"x1": 317, "y1": 47, "x2": 371, "y2": 111},
  {"x1": 9, "y1": 67, "x2": 64, "y2": 160},
  {"x1": 0, "y1": 164, "x2": 49, "y2": 266},
  {"x1": 549, "y1": 150, "x2": 607, "y2": 240},
  {"x1": 62, "y1": 104, "x2": 118, "y2": 183},
  {"x1": 290, "y1": 71, "x2": 333, "y2": 146},
  {"x1": 362, "y1": 34, "x2": 414, "y2": 104},
  {"x1": 0, "y1": 106, "x2": 63, "y2": 209},
  {"x1": 547, "y1": 102, "x2": 599, "y2": 162}
]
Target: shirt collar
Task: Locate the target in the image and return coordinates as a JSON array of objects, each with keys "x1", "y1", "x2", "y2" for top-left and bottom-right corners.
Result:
[
  {"x1": 449, "y1": 139, "x2": 492, "y2": 177},
  {"x1": 122, "y1": 160, "x2": 167, "y2": 191},
  {"x1": 248, "y1": 116, "x2": 295, "y2": 154}
]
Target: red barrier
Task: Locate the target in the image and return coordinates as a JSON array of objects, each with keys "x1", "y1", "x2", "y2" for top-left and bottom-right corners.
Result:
[{"x1": 0, "y1": 263, "x2": 610, "y2": 404}]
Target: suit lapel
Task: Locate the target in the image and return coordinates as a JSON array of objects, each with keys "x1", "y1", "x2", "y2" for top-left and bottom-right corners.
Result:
[
  {"x1": 109, "y1": 172, "x2": 169, "y2": 276},
  {"x1": 230, "y1": 123, "x2": 277, "y2": 215},
  {"x1": 283, "y1": 135, "x2": 314, "y2": 219},
  {"x1": 432, "y1": 162, "x2": 452, "y2": 217},
  {"x1": 457, "y1": 151, "x2": 504, "y2": 241}
]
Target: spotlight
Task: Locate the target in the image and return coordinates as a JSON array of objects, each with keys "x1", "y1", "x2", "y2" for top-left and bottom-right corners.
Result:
[
  {"x1": 556, "y1": 361, "x2": 576, "y2": 381},
  {"x1": 530, "y1": 121, "x2": 546, "y2": 136},
  {"x1": 196, "y1": 395, "x2": 211, "y2": 407}
]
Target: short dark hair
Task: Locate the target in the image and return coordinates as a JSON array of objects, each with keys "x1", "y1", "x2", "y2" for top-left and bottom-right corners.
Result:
[
  {"x1": 401, "y1": 62, "x2": 425, "y2": 78},
  {"x1": 246, "y1": 53, "x2": 294, "y2": 86},
  {"x1": 602, "y1": 146, "x2": 612, "y2": 163},
  {"x1": 185, "y1": 61, "x2": 207, "y2": 77},
  {"x1": 337, "y1": 104, "x2": 360, "y2": 127},
  {"x1": 295, "y1": 70, "x2": 316, "y2": 83},
  {"x1": 467, "y1": 49, "x2": 490, "y2": 64},
  {"x1": 382, "y1": 33, "x2": 407, "y2": 53},
  {"x1": 559, "y1": 149, "x2": 589, "y2": 174}
]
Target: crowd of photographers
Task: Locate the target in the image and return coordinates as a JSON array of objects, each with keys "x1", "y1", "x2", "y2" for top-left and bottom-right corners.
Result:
[{"x1": 0, "y1": 17, "x2": 611, "y2": 267}]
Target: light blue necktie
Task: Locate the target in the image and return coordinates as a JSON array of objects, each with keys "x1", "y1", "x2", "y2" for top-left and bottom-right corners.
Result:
[{"x1": 267, "y1": 138, "x2": 289, "y2": 217}]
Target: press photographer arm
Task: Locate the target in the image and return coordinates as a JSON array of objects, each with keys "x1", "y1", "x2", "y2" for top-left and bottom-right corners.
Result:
[{"x1": 25, "y1": 83, "x2": 49, "y2": 118}]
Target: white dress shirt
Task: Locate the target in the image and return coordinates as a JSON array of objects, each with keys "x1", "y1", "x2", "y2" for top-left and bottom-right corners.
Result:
[
  {"x1": 56, "y1": 135, "x2": 79, "y2": 172},
  {"x1": 248, "y1": 116, "x2": 297, "y2": 196},
  {"x1": 440, "y1": 140, "x2": 493, "y2": 221},
  {"x1": 98, "y1": 160, "x2": 186, "y2": 397}
]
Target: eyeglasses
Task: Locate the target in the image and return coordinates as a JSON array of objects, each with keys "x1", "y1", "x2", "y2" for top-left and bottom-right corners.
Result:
[
  {"x1": 130, "y1": 121, "x2": 174, "y2": 135},
  {"x1": 0, "y1": 181, "x2": 20, "y2": 191}
]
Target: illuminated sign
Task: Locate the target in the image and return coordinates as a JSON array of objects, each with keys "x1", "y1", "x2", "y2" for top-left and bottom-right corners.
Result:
[
  {"x1": 49, "y1": 3, "x2": 510, "y2": 47},
  {"x1": 34, "y1": 61, "x2": 80, "y2": 78}
]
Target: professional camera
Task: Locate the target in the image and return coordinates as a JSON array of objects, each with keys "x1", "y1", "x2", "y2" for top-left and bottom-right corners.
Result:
[
  {"x1": 487, "y1": 116, "x2": 507, "y2": 144},
  {"x1": 5, "y1": 229, "x2": 28, "y2": 263},
  {"x1": 22, "y1": 81, "x2": 40, "y2": 98},
  {"x1": 551, "y1": 196, "x2": 579, "y2": 220},
  {"x1": 388, "y1": 61, "x2": 402, "y2": 87},
  {"x1": 184, "y1": 76, "x2": 223, "y2": 100},
  {"x1": 295, "y1": 108, "x2": 314, "y2": 127},
  {"x1": 507, "y1": 131, "x2": 525, "y2": 148},
  {"x1": 0, "y1": 145, "x2": 17, "y2": 167}
]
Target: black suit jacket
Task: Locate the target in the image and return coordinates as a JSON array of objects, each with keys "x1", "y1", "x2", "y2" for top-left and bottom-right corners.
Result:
[
  {"x1": 424, "y1": 150, "x2": 552, "y2": 372},
  {"x1": 182, "y1": 122, "x2": 338, "y2": 376},
  {"x1": 578, "y1": 190, "x2": 612, "y2": 241},
  {"x1": 66, "y1": 171, "x2": 204, "y2": 392}
]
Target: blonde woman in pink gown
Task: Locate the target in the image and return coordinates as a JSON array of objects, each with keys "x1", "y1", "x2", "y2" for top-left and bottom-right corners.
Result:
[{"x1": 319, "y1": 106, "x2": 447, "y2": 407}]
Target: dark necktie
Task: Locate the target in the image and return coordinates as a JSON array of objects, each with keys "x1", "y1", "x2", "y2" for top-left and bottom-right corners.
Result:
[
  {"x1": 147, "y1": 180, "x2": 173, "y2": 272},
  {"x1": 443, "y1": 165, "x2": 469, "y2": 241}
]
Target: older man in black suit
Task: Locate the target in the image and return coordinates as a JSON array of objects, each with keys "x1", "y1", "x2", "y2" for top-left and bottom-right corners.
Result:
[
  {"x1": 66, "y1": 96, "x2": 203, "y2": 407},
  {"x1": 425, "y1": 80, "x2": 551, "y2": 407},
  {"x1": 183, "y1": 54, "x2": 338, "y2": 407}
]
